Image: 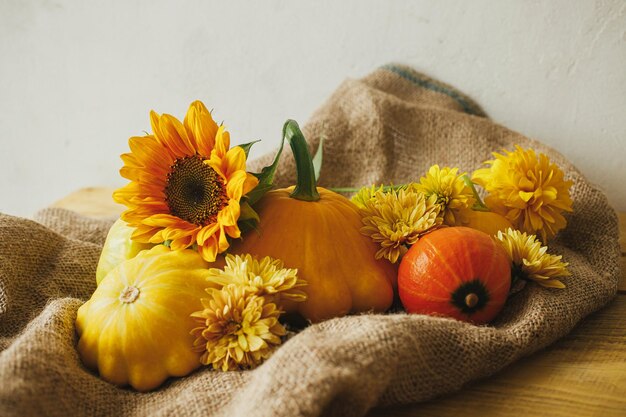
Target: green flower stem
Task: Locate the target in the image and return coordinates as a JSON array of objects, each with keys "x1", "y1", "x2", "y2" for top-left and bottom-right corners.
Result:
[
  {"x1": 329, "y1": 187, "x2": 361, "y2": 193},
  {"x1": 462, "y1": 175, "x2": 490, "y2": 211},
  {"x1": 283, "y1": 120, "x2": 320, "y2": 202},
  {"x1": 330, "y1": 185, "x2": 407, "y2": 194}
]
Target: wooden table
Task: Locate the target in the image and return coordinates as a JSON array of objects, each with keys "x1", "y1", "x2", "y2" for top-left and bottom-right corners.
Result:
[{"x1": 53, "y1": 188, "x2": 626, "y2": 417}]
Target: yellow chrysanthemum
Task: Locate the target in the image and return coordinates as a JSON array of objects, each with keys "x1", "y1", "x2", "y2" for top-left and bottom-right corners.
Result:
[
  {"x1": 496, "y1": 228, "x2": 570, "y2": 289},
  {"x1": 206, "y1": 254, "x2": 307, "y2": 304},
  {"x1": 113, "y1": 101, "x2": 259, "y2": 262},
  {"x1": 350, "y1": 185, "x2": 385, "y2": 209},
  {"x1": 190, "y1": 284, "x2": 286, "y2": 371},
  {"x1": 414, "y1": 165, "x2": 474, "y2": 225},
  {"x1": 360, "y1": 188, "x2": 442, "y2": 263},
  {"x1": 472, "y1": 146, "x2": 573, "y2": 242}
]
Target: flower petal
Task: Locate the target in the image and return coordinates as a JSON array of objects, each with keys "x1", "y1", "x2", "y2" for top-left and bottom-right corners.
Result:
[
  {"x1": 213, "y1": 125, "x2": 230, "y2": 158},
  {"x1": 199, "y1": 236, "x2": 219, "y2": 262},
  {"x1": 226, "y1": 170, "x2": 247, "y2": 201},
  {"x1": 184, "y1": 101, "x2": 218, "y2": 157},
  {"x1": 128, "y1": 136, "x2": 173, "y2": 173},
  {"x1": 223, "y1": 146, "x2": 247, "y2": 177},
  {"x1": 142, "y1": 213, "x2": 189, "y2": 227},
  {"x1": 217, "y1": 225, "x2": 230, "y2": 253},
  {"x1": 218, "y1": 200, "x2": 240, "y2": 227},
  {"x1": 197, "y1": 223, "x2": 220, "y2": 245}
]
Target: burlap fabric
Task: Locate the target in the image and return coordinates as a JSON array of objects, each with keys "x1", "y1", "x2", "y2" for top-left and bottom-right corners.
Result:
[{"x1": 0, "y1": 65, "x2": 621, "y2": 417}]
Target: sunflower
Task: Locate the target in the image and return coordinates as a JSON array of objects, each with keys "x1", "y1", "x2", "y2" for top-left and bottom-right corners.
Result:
[
  {"x1": 206, "y1": 254, "x2": 307, "y2": 305},
  {"x1": 190, "y1": 284, "x2": 286, "y2": 371},
  {"x1": 360, "y1": 188, "x2": 442, "y2": 263},
  {"x1": 472, "y1": 146, "x2": 573, "y2": 242},
  {"x1": 113, "y1": 101, "x2": 259, "y2": 262},
  {"x1": 496, "y1": 228, "x2": 570, "y2": 288},
  {"x1": 414, "y1": 165, "x2": 474, "y2": 225}
]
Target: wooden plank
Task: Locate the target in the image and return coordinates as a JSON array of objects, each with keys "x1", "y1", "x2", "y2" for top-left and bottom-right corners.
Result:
[
  {"x1": 369, "y1": 295, "x2": 626, "y2": 417},
  {"x1": 51, "y1": 187, "x2": 122, "y2": 218}
]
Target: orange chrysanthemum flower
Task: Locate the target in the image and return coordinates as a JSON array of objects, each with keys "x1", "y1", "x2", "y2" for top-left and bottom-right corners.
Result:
[{"x1": 113, "y1": 101, "x2": 259, "y2": 262}]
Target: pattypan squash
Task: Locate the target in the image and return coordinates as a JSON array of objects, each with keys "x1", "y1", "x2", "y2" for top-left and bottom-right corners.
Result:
[
  {"x1": 96, "y1": 218, "x2": 153, "y2": 284},
  {"x1": 76, "y1": 245, "x2": 209, "y2": 391},
  {"x1": 231, "y1": 120, "x2": 396, "y2": 323}
]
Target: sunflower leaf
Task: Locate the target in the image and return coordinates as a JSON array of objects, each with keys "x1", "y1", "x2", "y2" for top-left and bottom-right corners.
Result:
[
  {"x1": 239, "y1": 201, "x2": 260, "y2": 223},
  {"x1": 238, "y1": 218, "x2": 261, "y2": 235},
  {"x1": 245, "y1": 136, "x2": 286, "y2": 206},
  {"x1": 312, "y1": 134, "x2": 324, "y2": 184},
  {"x1": 238, "y1": 140, "x2": 261, "y2": 158}
]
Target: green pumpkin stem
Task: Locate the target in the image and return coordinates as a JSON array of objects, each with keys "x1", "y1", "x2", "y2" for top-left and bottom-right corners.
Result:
[{"x1": 283, "y1": 120, "x2": 321, "y2": 202}]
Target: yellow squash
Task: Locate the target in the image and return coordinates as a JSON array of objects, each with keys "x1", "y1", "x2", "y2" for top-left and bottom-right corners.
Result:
[
  {"x1": 96, "y1": 218, "x2": 153, "y2": 284},
  {"x1": 76, "y1": 245, "x2": 209, "y2": 391},
  {"x1": 458, "y1": 210, "x2": 513, "y2": 236},
  {"x1": 231, "y1": 121, "x2": 396, "y2": 323}
]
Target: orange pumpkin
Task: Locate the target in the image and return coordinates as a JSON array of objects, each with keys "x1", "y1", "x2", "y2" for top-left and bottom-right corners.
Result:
[
  {"x1": 231, "y1": 120, "x2": 396, "y2": 323},
  {"x1": 398, "y1": 227, "x2": 511, "y2": 324}
]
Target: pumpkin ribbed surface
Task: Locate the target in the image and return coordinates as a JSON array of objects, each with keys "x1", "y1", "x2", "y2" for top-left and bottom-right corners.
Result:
[
  {"x1": 76, "y1": 245, "x2": 209, "y2": 391},
  {"x1": 398, "y1": 227, "x2": 511, "y2": 324},
  {"x1": 231, "y1": 186, "x2": 397, "y2": 323}
]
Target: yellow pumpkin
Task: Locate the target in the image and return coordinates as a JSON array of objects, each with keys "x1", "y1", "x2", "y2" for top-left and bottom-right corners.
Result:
[
  {"x1": 231, "y1": 121, "x2": 396, "y2": 323},
  {"x1": 96, "y1": 218, "x2": 153, "y2": 284},
  {"x1": 76, "y1": 245, "x2": 209, "y2": 391},
  {"x1": 458, "y1": 210, "x2": 513, "y2": 236}
]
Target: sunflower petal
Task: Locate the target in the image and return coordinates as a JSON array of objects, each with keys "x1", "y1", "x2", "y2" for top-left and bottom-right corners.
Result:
[
  {"x1": 223, "y1": 146, "x2": 247, "y2": 177},
  {"x1": 197, "y1": 223, "x2": 220, "y2": 245},
  {"x1": 243, "y1": 173, "x2": 260, "y2": 196},
  {"x1": 199, "y1": 236, "x2": 219, "y2": 262},
  {"x1": 218, "y1": 200, "x2": 240, "y2": 227},
  {"x1": 158, "y1": 114, "x2": 197, "y2": 157},
  {"x1": 128, "y1": 136, "x2": 173, "y2": 172},
  {"x1": 184, "y1": 101, "x2": 218, "y2": 157},
  {"x1": 142, "y1": 213, "x2": 190, "y2": 227},
  {"x1": 217, "y1": 226, "x2": 230, "y2": 253},
  {"x1": 226, "y1": 170, "x2": 247, "y2": 201},
  {"x1": 207, "y1": 156, "x2": 226, "y2": 181},
  {"x1": 214, "y1": 125, "x2": 230, "y2": 158},
  {"x1": 170, "y1": 235, "x2": 194, "y2": 251}
]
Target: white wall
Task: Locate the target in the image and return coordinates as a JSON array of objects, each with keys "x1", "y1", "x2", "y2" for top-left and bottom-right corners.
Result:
[{"x1": 1, "y1": 0, "x2": 625, "y2": 217}]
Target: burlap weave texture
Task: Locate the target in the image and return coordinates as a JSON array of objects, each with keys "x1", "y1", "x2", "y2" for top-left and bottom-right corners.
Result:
[{"x1": 0, "y1": 65, "x2": 620, "y2": 417}]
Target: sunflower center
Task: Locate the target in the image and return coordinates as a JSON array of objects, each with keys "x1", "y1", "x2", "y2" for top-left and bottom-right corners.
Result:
[{"x1": 164, "y1": 155, "x2": 228, "y2": 225}]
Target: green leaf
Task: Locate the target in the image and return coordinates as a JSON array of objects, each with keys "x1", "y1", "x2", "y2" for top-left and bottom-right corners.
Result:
[
  {"x1": 245, "y1": 136, "x2": 286, "y2": 206},
  {"x1": 239, "y1": 200, "x2": 260, "y2": 223},
  {"x1": 238, "y1": 218, "x2": 261, "y2": 235},
  {"x1": 237, "y1": 200, "x2": 262, "y2": 235},
  {"x1": 462, "y1": 175, "x2": 490, "y2": 211},
  {"x1": 312, "y1": 134, "x2": 324, "y2": 183},
  {"x1": 238, "y1": 140, "x2": 261, "y2": 158}
]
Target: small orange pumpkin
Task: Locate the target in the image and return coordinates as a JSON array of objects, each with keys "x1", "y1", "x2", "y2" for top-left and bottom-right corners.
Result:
[{"x1": 398, "y1": 227, "x2": 511, "y2": 324}]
